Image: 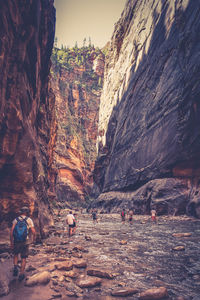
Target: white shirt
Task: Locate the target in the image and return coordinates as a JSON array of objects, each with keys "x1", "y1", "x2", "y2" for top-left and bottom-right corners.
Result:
[{"x1": 66, "y1": 214, "x2": 75, "y2": 225}]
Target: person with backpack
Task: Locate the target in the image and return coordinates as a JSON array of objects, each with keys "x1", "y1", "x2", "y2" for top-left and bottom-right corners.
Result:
[{"x1": 10, "y1": 206, "x2": 36, "y2": 281}]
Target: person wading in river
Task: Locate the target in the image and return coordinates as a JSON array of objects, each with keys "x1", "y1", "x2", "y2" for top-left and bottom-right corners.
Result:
[
  {"x1": 151, "y1": 207, "x2": 157, "y2": 223},
  {"x1": 66, "y1": 211, "x2": 76, "y2": 237},
  {"x1": 92, "y1": 209, "x2": 98, "y2": 223},
  {"x1": 128, "y1": 209, "x2": 134, "y2": 225},
  {"x1": 10, "y1": 206, "x2": 36, "y2": 281},
  {"x1": 121, "y1": 208, "x2": 126, "y2": 223}
]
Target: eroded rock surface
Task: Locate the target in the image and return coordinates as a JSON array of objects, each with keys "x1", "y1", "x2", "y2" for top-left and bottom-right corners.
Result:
[
  {"x1": 50, "y1": 48, "x2": 104, "y2": 204},
  {"x1": 94, "y1": 0, "x2": 200, "y2": 217},
  {"x1": 0, "y1": 0, "x2": 55, "y2": 235}
]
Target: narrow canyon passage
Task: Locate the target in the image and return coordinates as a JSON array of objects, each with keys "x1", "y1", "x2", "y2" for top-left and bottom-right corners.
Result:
[{"x1": 1, "y1": 211, "x2": 200, "y2": 299}]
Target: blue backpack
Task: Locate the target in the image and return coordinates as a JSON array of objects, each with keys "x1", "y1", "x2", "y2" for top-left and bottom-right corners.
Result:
[{"x1": 13, "y1": 217, "x2": 28, "y2": 242}]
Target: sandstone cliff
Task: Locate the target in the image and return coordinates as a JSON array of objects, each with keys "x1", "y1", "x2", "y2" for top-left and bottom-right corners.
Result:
[
  {"x1": 50, "y1": 47, "x2": 104, "y2": 205},
  {"x1": 93, "y1": 0, "x2": 200, "y2": 217},
  {"x1": 0, "y1": 0, "x2": 55, "y2": 236}
]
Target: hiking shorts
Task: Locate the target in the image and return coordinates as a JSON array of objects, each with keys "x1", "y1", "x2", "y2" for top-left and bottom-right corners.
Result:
[
  {"x1": 13, "y1": 242, "x2": 29, "y2": 258},
  {"x1": 69, "y1": 223, "x2": 75, "y2": 228}
]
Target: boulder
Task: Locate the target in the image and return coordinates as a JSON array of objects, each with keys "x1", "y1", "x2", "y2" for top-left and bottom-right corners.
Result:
[
  {"x1": 71, "y1": 259, "x2": 87, "y2": 268},
  {"x1": 76, "y1": 276, "x2": 102, "y2": 288},
  {"x1": 55, "y1": 261, "x2": 73, "y2": 271},
  {"x1": 25, "y1": 271, "x2": 51, "y2": 286},
  {"x1": 111, "y1": 288, "x2": 138, "y2": 297},
  {"x1": 87, "y1": 269, "x2": 113, "y2": 279},
  {"x1": 139, "y1": 287, "x2": 168, "y2": 300}
]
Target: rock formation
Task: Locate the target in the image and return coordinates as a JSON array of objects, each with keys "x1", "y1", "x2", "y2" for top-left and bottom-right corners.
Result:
[
  {"x1": 50, "y1": 47, "x2": 104, "y2": 205},
  {"x1": 93, "y1": 0, "x2": 200, "y2": 217},
  {"x1": 0, "y1": 0, "x2": 55, "y2": 236}
]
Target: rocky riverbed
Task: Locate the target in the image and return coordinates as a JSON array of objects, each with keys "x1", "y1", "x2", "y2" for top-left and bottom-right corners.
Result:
[{"x1": 0, "y1": 211, "x2": 200, "y2": 300}]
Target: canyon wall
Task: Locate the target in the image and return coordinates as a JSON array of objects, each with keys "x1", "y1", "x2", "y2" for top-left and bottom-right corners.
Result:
[
  {"x1": 93, "y1": 0, "x2": 200, "y2": 217},
  {"x1": 0, "y1": 0, "x2": 55, "y2": 236},
  {"x1": 50, "y1": 47, "x2": 104, "y2": 206}
]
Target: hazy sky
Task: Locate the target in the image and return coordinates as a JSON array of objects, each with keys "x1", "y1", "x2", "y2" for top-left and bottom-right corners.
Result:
[{"x1": 54, "y1": 0, "x2": 126, "y2": 48}]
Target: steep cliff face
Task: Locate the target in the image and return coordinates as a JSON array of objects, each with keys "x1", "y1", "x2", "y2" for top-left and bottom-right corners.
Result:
[
  {"x1": 94, "y1": 0, "x2": 200, "y2": 217},
  {"x1": 50, "y1": 47, "x2": 104, "y2": 205},
  {"x1": 0, "y1": 0, "x2": 55, "y2": 235}
]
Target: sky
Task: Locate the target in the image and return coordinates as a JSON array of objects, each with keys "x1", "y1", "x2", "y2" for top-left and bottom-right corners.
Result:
[{"x1": 54, "y1": 0, "x2": 127, "y2": 49}]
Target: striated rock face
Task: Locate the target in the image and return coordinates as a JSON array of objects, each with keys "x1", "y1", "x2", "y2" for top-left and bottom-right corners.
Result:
[
  {"x1": 93, "y1": 0, "x2": 200, "y2": 217},
  {"x1": 0, "y1": 0, "x2": 55, "y2": 235},
  {"x1": 50, "y1": 48, "x2": 104, "y2": 205}
]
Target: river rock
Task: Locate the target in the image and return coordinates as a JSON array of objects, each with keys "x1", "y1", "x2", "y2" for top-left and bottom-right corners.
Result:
[
  {"x1": 72, "y1": 245, "x2": 85, "y2": 252},
  {"x1": 87, "y1": 269, "x2": 113, "y2": 279},
  {"x1": 85, "y1": 235, "x2": 92, "y2": 241},
  {"x1": 139, "y1": 286, "x2": 168, "y2": 300},
  {"x1": 120, "y1": 240, "x2": 127, "y2": 245},
  {"x1": 172, "y1": 246, "x2": 185, "y2": 251},
  {"x1": 65, "y1": 282, "x2": 83, "y2": 295},
  {"x1": 172, "y1": 233, "x2": 192, "y2": 238},
  {"x1": 25, "y1": 271, "x2": 51, "y2": 286},
  {"x1": 0, "y1": 273, "x2": 9, "y2": 297},
  {"x1": 76, "y1": 276, "x2": 102, "y2": 288},
  {"x1": 65, "y1": 271, "x2": 78, "y2": 278},
  {"x1": 55, "y1": 261, "x2": 73, "y2": 271},
  {"x1": 71, "y1": 258, "x2": 87, "y2": 268},
  {"x1": 111, "y1": 287, "x2": 138, "y2": 297}
]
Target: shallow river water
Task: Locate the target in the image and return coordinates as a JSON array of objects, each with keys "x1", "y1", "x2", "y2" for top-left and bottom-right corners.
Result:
[{"x1": 1, "y1": 213, "x2": 200, "y2": 300}]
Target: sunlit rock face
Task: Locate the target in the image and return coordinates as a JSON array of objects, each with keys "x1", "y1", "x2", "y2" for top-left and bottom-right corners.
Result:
[
  {"x1": 93, "y1": 0, "x2": 200, "y2": 217},
  {"x1": 50, "y1": 49, "x2": 104, "y2": 205},
  {"x1": 0, "y1": 0, "x2": 55, "y2": 235}
]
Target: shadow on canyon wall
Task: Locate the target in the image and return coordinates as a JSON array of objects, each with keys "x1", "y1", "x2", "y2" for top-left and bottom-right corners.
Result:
[{"x1": 93, "y1": 0, "x2": 200, "y2": 216}]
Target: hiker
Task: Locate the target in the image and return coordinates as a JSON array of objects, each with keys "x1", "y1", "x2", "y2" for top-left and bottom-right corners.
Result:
[
  {"x1": 73, "y1": 213, "x2": 77, "y2": 235},
  {"x1": 66, "y1": 211, "x2": 75, "y2": 237},
  {"x1": 92, "y1": 209, "x2": 98, "y2": 223},
  {"x1": 10, "y1": 206, "x2": 36, "y2": 281},
  {"x1": 121, "y1": 209, "x2": 126, "y2": 223},
  {"x1": 151, "y1": 207, "x2": 157, "y2": 223},
  {"x1": 128, "y1": 209, "x2": 134, "y2": 225}
]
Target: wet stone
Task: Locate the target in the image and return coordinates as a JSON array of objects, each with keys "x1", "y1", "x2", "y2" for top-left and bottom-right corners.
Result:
[
  {"x1": 55, "y1": 261, "x2": 73, "y2": 271},
  {"x1": 120, "y1": 240, "x2": 127, "y2": 245},
  {"x1": 25, "y1": 271, "x2": 51, "y2": 286},
  {"x1": 65, "y1": 281, "x2": 83, "y2": 295},
  {"x1": 85, "y1": 235, "x2": 92, "y2": 241},
  {"x1": 172, "y1": 245, "x2": 185, "y2": 251},
  {"x1": 139, "y1": 286, "x2": 168, "y2": 300},
  {"x1": 87, "y1": 269, "x2": 113, "y2": 279},
  {"x1": 76, "y1": 276, "x2": 102, "y2": 288},
  {"x1": 65, "y1": 271, "x2": 78, "y2": 278},
  {"x1": 111, "y1": 287, "x2": 138, "y2": 297},
  {"x1": 172, "y1": 233, "x2": 192, "y2": 238},
  {"x1": 0, "y1": 273, "x2": 9, "y2": 297},
  {"x1": 26, "y1": 265, "x2": 37, "y2": 272},
  {"x1": 51, "y1": 293, "x2": 62, "y2": 298},
  {"x1": 72, "y1": 258, "x2": 87, "y2": 268}
]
